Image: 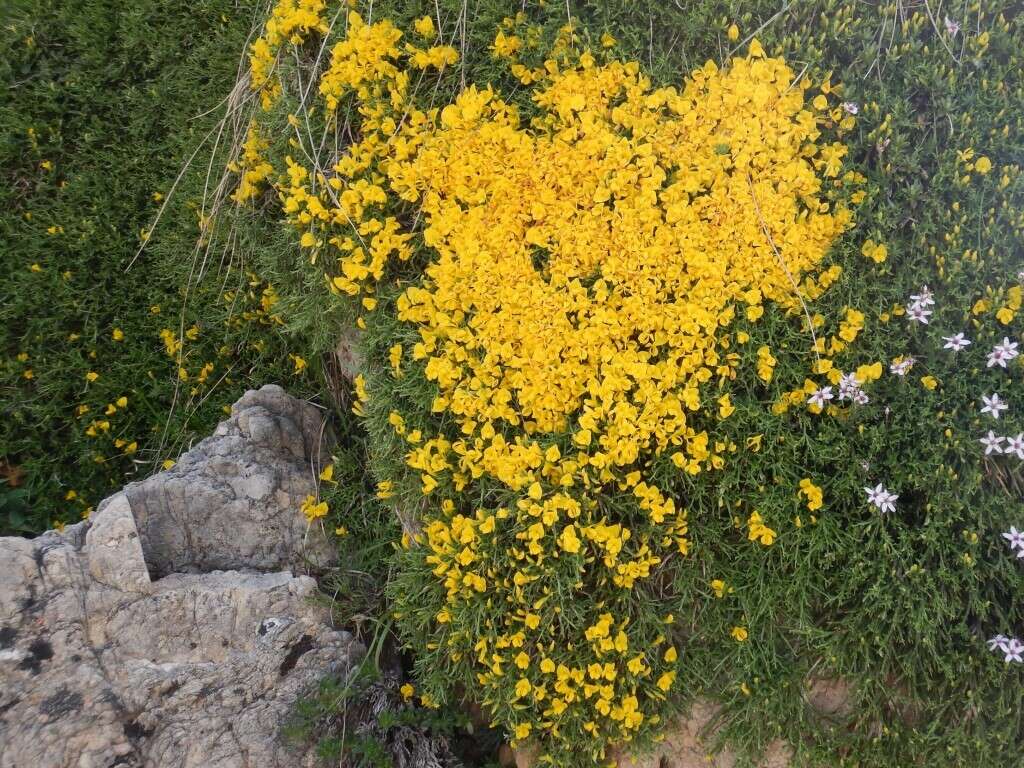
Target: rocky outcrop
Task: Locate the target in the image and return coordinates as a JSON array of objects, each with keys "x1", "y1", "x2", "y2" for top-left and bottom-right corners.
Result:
[
  {"x1": 0, "y1": 385, "x2": 363, "y2": 768},
  {"x1": 125, "y1": 384, "x2": 336, "y2": 577}
]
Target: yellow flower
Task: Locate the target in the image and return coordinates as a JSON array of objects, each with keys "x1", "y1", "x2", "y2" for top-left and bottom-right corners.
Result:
[
  {"x1": 797, "y1": 478, "x2": 824, "y2": 511},
  {"x1": 746, "y1": 512, "x2": 777, "y2": 546},
  {"x1": 921, "y1": 375, "x2": 938, "y2": 390},
  {"x1": 855, "y1": 362, "x2": 883, "y2": 384},
  {"x1": 162, "y1": 459, "x2": 176, "y2": 470},
  {"x1": 389, "y1": 344, "x2": 403, "y2": 377},
  {"x1": 727, "y1": 23, "x2": 739, "y2": 41},
  {"x1": 300, "y1": 494, "x2": 329, "y2": 522},
  {"x1": 731, "y1": 626, "x2": 749, "y2": 642},
  {"x1": 656, "y1": 671, "x2": 676, "y2": 691},
  {"x1": 290, "y1": 354, "x2": 307, "y2": 374},
  {"x1": 975, "y1": 156, "x2": 992, "y2": 174},
  {"x1": 860, "y1": 239, "x2": 888, "y2": 263},
  {"x1": 557, "y1": 524, "x2": 581, "y2": 554},
  {"x1": 710, "y1": 579, "x2": 727, "y2": 598},
  {"x1": 717, "y1": 393, "x2": 735, "y2": 419},
  {"x1": 112, "y1": 328, "x2": 125, "y2": 342},
  {"x1": 413, "y1": 15, "x2": 435, "y2": 39},
  {"x1": 514, "y1": 722, "x2": 531, "y2": 741},
  {"x1": 85, "y1": 371, "x2": 99, "y2": 382},
  {"x1": 400, "y1": 683, "x2": 415, "y2": 700}
]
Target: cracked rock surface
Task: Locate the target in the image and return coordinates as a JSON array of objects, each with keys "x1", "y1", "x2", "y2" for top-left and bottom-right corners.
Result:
[{"x1": 0, "y1": 385, "x2": 363, "y2": 768}]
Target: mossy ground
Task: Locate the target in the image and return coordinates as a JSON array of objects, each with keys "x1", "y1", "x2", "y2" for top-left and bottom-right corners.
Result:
[{"x1": 3, "y1": 1, "x2": 1024, "y2": 766}]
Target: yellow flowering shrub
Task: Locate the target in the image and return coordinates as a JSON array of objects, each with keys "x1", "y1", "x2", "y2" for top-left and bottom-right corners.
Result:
[{"x1": 228, "y1": 6, "x2": 864, "y2": 764}]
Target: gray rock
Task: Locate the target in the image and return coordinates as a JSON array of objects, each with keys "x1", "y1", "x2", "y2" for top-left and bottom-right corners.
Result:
[
  {"x1": 0, "y1": 386, "x2": 363, "y2": 768},
  {"x1": 124, "y1": 384, "x2": 336, "y2": 577}
]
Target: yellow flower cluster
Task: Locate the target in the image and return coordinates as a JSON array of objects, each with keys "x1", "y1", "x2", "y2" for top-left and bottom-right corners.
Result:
[
  {"x1": 248, "y1": 0, "x2": 328, "y2": 109},
  {"x1": 746, "y1": 512, "x2": 777, "y2": 546},
  {"x1": 229, "y1": 124, "x2": 273, "y2": 203},
  {"x1": 233, "y1": 10, "x2": 859, "y2": 761},
  {"x1": 300, "y1": 494, "x2": 328, "y2": 522},
  {"x1": 798, "y1": 478, "x2": 824, "y2": 511}
]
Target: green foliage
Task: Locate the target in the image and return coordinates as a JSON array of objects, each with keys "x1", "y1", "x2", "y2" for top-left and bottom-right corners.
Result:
[{"x1": 0, "y1": 0, "x2": 318, "y2": 534}]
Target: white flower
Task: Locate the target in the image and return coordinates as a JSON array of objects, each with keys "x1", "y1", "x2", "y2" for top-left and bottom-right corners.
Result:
[
  {"x1": 988, "y1": 634, "x2": 1010, "y2": 652},
  {"x1": 980, "y1": 393, "x2": 1009, "y2": 419},
  {"x1": 1003, "y1": 638, "x2": 1024, "y2": 664},
  {"x1": 837, "y1": 373, "x2": 859, "y2": 399},
  {"x1": 852, "y1": 389, "x2": 869, "y2": 405},
  {"x1": 1018, "y1": 268, "x2": 1024, "y2": 284},
  {"x1": 1005, "y1": 433, "x2": 1024, "y2": 460},
  {"x1": 906, "y1": 304, "x2": 932, "y2": 324},
  {"x1": 942, "y1": 333, "x2": 971, "y2": 351},
  {"x1": 864, "y1": 483, "x2": 898, "y2": 513},
  {"x1": 889, "y1": 358, "x2": 914, "y2": 376},
  {"x1": 842, "y1": 101, "x2": 859, "y2": 115},
  {"x1": 944, "y1": 17, "x2": 960, "y2": 37},
  {"x1": 980, "y1": 431, "x2": 1005, "y2": 455},
  {"x1": 808, "y1": 386, "x2": 834, "y2": 409},
  {"x1": 987, "y1": 337, "x2": 1020, "y2": 369},
  {"x1": 909, "y1": 286, "x2": 935, "y2": 307},
  {"x1": 1003, "y1": 526, "x2": 1024, "y2": 550}
]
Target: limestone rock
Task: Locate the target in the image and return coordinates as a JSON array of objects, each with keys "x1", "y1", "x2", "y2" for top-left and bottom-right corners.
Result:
[
  {"x1": 0, "y1": 386, "x2": 362, "y2": 768},
  {"x1": 124, "y1": 384, "x2": 336, "y2": 576}
]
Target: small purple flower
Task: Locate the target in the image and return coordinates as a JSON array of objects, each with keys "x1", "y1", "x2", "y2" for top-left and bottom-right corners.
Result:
[
  {"x1": 1003, "y1": 526, "x2": 1024, "y2": 551},
  {"x1": 944, "y1": 17, "x2": 960, "y2": 37},
  {"x1": 988, "y1": 634, "x2": 1010, "y2": 652},
  {"x1": 1005, "y1": 433, "x2": 1024, "y2": 460},
  {"x1": 980, "y1": 431, "x2": 1005, "y2": 455},
  {"x1": 980, "y1": 393, "x2": 1009, "y2": 419},
  {"x1": 808, "y1": 386, "x2": 834, "y2": 410},
  {"x1": 987, "y1": 337, "x2": 1020, "y2": 369},
  {"x1": 864, "y1": 483, "x2": 898, "y2": 513},
  {"x1": 842, "y1": 101, "x2": 859, "y2": 115},
  {"x1": 890, "y1": 358, "x2": 914, "y2": 376},
  {"x1": 909, "y1": 286, "x2": 935, "y2": 307},
  {"x1": 906, "y1": 304, "x2": 932, "y2": 324},
  {"x1": 1003, "y1": 638, "x2": 1024, "y2": 664},
  {"x1": 942, "y1": 333, "x2": 971, "y2": 351},
  {"x1": 837, "y1": 372, "x2": 858, "y2": 399}
]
